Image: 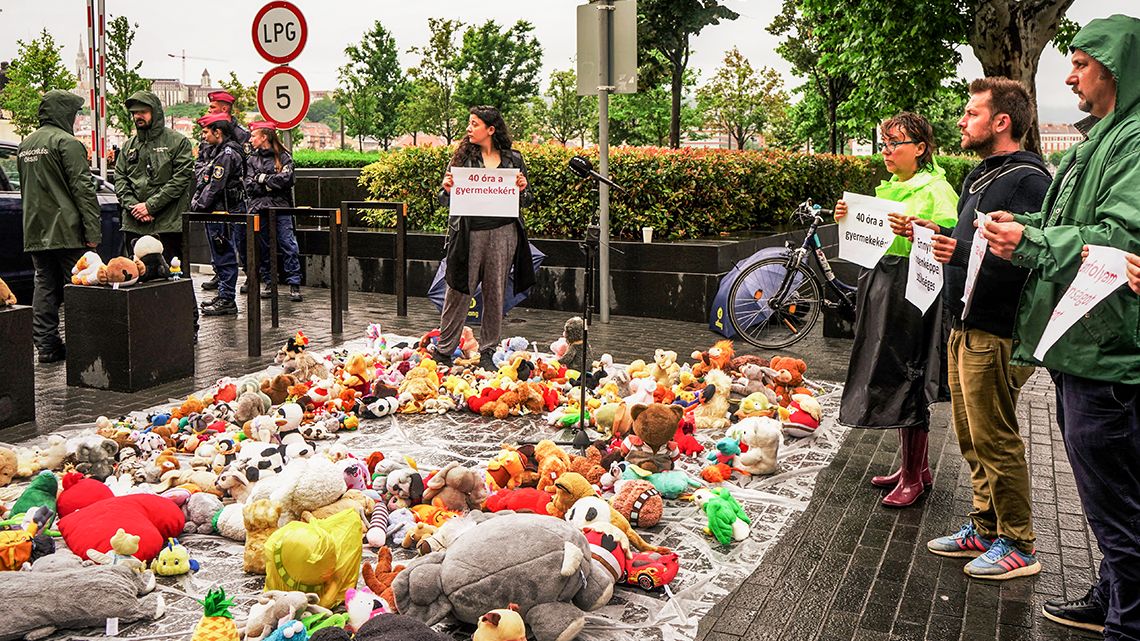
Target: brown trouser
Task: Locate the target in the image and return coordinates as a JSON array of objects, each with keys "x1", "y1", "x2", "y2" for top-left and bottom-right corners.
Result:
[
  {"x1": 948, "y1": 327, "x2": 1037, "y2": 552},
  {"x1": 438, "y1": 224, "x2": 517, "y2": 356}
]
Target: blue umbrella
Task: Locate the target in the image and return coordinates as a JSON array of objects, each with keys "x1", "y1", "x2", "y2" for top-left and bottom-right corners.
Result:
[
  {"x1": 708, "y1": 247, "x2": 790, "y2": 338},
  {"x1": 428, "y1": 243, "x2": 546, "y2": 325}
]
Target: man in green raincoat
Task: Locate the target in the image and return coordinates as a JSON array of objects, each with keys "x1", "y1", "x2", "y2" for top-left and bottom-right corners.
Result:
[
  {"x1": 982, "y1": 15, "x2": 1140, "y2": 638},
  {"x1": 17, "y1": 89, "x2": 101, "y2": 364},
  {"x1": 114, "y1": 90, "x2": 194, "y2": 261}
]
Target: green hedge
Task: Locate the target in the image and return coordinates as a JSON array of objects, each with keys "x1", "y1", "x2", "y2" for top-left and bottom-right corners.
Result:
[
  {"x1": 293, "y1": 149, "x2": 381, "y2": 168},
  {"x1": 357, "y1": 143, "x2": 977, "y2": 239}
]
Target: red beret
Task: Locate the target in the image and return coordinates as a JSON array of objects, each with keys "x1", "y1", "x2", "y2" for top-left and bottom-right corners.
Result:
[
  {"x1": 207, "y1": 91, "x2": 236, "y2": 104},
  {"x1": 248, "y1": 120, "x2": 277, "y2": 131},
  {"x1": 197, "y1": 112, "x2": 230, "y2": 127}
]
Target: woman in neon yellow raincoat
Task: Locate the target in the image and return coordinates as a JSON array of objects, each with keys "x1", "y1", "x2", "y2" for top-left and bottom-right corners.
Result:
[{"x1": 835, "y1": 112, "x2": 958, "y2": 508}]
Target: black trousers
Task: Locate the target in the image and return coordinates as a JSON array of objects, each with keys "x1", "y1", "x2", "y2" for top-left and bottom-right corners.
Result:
[
  {"x1": 1053, "y1": 370, "x2": 1140, "y2": 641},
  {"x1": 29, "y1": 248, "x2": 85, "y2": 354}
]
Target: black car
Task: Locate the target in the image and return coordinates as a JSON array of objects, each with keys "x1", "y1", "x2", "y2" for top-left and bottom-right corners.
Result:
[{"x1": 0, "y1": 140, "x2": 124, "y2": 305}]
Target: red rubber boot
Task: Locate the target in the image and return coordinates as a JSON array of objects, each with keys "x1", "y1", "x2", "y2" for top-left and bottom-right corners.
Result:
[
  {"x1": 882, "y1": 427, "x2": 928, "y2": 508},
  {"x1": 871, "y1": 427, "x2": 933, "y2": 489}
]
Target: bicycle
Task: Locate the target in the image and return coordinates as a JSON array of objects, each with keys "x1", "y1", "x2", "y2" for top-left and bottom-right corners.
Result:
[{"x1": 727, "y1": 199, "x2": 858, "y2": 349}]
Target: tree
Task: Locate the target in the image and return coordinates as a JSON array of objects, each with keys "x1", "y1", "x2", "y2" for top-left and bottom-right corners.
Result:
[
  {"x1": 610, "y1": 72, "x2": 701, "y2": 147},
  {"x1": 407, "y1": 18, "x2": 465, "y2": 143},
  {"x1": 397, "y1": 79, "x2": 436, "y2": 145},
  {"x1": 638, "y1": 0, "x2": 739, "y2": 148},
  {"x1": 104, "y1": 16, "x2": 151, "y2": 137},
  {"x1": 0, "y1": 29, "x2": 76, "y2": 137},
  {"x1": 338, "y1": 22, "x2": 409, "y2": 150},
  {"x1": 164, "y1": 102, "x2": 207, "y2": 118},
  {"x1": 454, "y1": 20, "x2": 543, "y2": 125},
  {"x1": 965, "y1": 0, "x2": 1077, "y2": 153},
  {"x1": 306, "y1": 96, "x2": 339, "y2": 125},
  {"x1": 334, "y1": 83, "x2": 376, "y2": 152},
  {"x1": 532, "y1": 68, "x2": 596, "y2": 146},
  {"x1": 697, "y1": 48, "x2": 786, "y2": 150}
]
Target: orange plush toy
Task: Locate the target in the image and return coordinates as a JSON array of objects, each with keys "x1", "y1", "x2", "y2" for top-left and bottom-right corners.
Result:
[
  {"x1": 769, "y1": 356, "x2": 811, "y2": 406},
  {"x1": 690, "y1": 340, "x2": 734, "y2": 378}
]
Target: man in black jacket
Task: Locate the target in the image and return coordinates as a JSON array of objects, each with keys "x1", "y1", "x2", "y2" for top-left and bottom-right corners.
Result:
[{"x1": 919, "y1": 78, "x2": 1052, "y2": 580}]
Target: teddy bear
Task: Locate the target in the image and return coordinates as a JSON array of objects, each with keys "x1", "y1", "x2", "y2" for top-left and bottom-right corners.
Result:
[
  {"x1": 0, "y1": 446, "x2": 17, "y2": 486},
  {"x1": 261, "y1": 373, "x2": 298, "y2": 405},
  {"x1": 533, "y1": 440, "x2": 572, "y2": 494},
  {"x1": 547, "y1": 472, "x2": 668, "y2": 554},
  {"x1": 693, "y1": 368, "x2": 732, "y2": 430},
  {"x1": 485, "y1": 445, "x2": 538, "y2": 491},
  {"x1": 649, "y1": 349, "x2": 681, "y2": 387},
  {"x1": 481, "y1": 387, "x2": 523, "y2": 421},
  {"x1": 620, "y1": 403, "x2": 682, "y2": 473},
  {"x1": 769, "y1": 356, "x2": 812, "y2": 406},
  {"x1": 243, "y1": 499, "x2": 283, "y2": 574},
  {"x1": 567, "y1": 446, "x2": 606, "y2": 486},
  {"x1": 68, "y1": 435, "x2": 120, "y2": 481},
  {"x1": 730, "y1": 416, "x2": 783, "y2": 475},
  {"x1": 556, "y1": 317, "x2": 585, "y2": 370},
  {"x1": 730, "y1": 363, "x2": 779, "y2": 400},
  {"x1": 183, "y1": 491, "x2": 225, "y2": 535},
  {"x1": 401, "y1": 522, "x2": 437, "y2": 550},
  {"x1": 71, "y1": 251, "x2": 105, "y2": 285},
  {"x1": 0, "y1": 275, "x2": 16, "y2": 305},
  {"x1": 690, "y1": 340, "x2": 735, "y2": 378},
  {"x1": 304, "y1": 489, "x2": 375, "y2": 525},
  {"x1": 98, "y1": 256, "x2": 145, "y2": 287},
  {"x1": 422, "y1": 462, "x2": 487, "y2": 513}
]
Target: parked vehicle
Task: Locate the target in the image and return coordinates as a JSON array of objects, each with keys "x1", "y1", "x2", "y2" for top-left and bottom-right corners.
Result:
[{"x1": 0, "y1": 140, "x2": 123, "y2": 305}]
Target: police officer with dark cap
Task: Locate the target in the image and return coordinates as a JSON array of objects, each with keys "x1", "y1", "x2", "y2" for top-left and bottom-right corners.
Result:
[
  {"x1": 199, "y1": 90, "x2": 250, "y2": 293},
  {"x1": 193, "y1": 112, "x2": 246, "y2": 316}
]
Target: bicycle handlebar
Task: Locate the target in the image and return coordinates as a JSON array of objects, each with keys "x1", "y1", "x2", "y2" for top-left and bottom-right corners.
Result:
[{"x1": 794, "y1": 199, "x2": 833, "y2": 224}]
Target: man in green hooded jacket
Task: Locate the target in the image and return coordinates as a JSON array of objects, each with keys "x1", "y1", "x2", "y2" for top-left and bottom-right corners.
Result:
[
  {"x1": 114, "y1": 90, "x2": 194, "y2": 261},
  {"x1": 982, "y1": 15, "x2": 1140, "y2": 638},
  {"x1": 17, "y1": 89, "x2": 101, "y2": 363}
]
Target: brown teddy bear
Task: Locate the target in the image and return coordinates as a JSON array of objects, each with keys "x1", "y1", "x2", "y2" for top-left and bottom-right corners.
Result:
[
  {"x1": 769, "y1": 356, "x2": 811, "y2": 406},
  {"x1": 533, "y1": 440, "x2": 571, "y2": 493},
  {"x1": 0, "y1": 446, "x2": 17, "y2": 486},
  {"x1": 422, "y1": 462, "x2": 488, "y2": 513},
  {"x1": 621, "y1": 403, "x2": 683, "y2": 473},
  {"x1": 261, "y1": 373, "x2": 298, "y2": 405},
  {"x1": 0, "y1": 276, "x2": 16, "y2": 305},
  {"x1": 567, "y1": 446, "x2": 606, "y2": 486}
]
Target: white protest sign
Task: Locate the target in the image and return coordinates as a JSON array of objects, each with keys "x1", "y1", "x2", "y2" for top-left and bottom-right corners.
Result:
[
  {"x1": 450, "y1": 167, "x2": 521, "y2": 217},
  {"x1": 906, "y1": 223, "x2": 943, "y2": 313},
  {"x1": 961, "y1": 210, "x2": 991, "y2": 318},
  {"x1": 838, "y1": 192, "x2": 902, "y2": 269},
  {"x1": 1033, "y1": 245, "x2": 1129, "y2": 360}
]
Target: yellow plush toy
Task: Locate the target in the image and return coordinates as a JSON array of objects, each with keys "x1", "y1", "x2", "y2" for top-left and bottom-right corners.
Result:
[
  {"x1": 87, "y1": 528, "x2": 145, "y2": 571},
  {"x1": 263, "y1": 508, "x2": 363, "y2": 609},
  {"x1": 473, "y1": 604, "x2": 527, "y2": 641}
]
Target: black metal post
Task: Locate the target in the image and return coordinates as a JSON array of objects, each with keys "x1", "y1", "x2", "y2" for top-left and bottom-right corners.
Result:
[
  {"x1": 396, "y1": 202, "x2": 407, "y2": 317},
  {"x1": 574, "y1": 225, "x2": 600, "y2": 450},
  {"x1": 245, "y1": 212, "x2": 260, "y2": 357},
  {"x1": 269, "y1": 211, "x2": 279, "y2": 329},
  {"x1": 330, "y1": 209, "x2": 343, "y2": 335}
]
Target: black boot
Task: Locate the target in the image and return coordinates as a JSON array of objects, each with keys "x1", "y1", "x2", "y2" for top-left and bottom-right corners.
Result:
[
  {"x1": 200, "y1": 275, "x2": 218, "y2": 290},
  {"x1": 201, "y1": 298, "x2": 238, "y2": 316},
  {"x1": 1042, "y1": 587, "x2": 1106, "y2": 633}
]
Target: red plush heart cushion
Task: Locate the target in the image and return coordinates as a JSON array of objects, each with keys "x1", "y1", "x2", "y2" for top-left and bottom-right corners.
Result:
[
  {"x1": 56, "y1": 472, "x2": 114, "y2": 518},
  {"x1": 58, "y1": 494, "x2": 185, "y2": 561}
]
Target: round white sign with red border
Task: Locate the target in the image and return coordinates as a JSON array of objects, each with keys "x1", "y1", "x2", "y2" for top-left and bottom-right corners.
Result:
[
  {"x1": 257, "y1": 66, "x2": 310, "y2": 129},
  {"x1": 252, "y1": 1, "x2": 307, "y2": 64}
]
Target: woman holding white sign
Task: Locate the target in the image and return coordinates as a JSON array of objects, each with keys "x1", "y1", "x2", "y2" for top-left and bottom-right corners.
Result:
[
  {"x1": 834, "y1": 112, "x2": 958, "y2": 508},
  {"x1": 434, "y1": 105, "x2": 534, "y2": 372}
]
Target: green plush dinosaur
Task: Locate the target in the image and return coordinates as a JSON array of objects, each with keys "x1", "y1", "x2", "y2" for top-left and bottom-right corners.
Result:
[{"x1": 10, "y1": 470, "x2": 58, "y2": 517}]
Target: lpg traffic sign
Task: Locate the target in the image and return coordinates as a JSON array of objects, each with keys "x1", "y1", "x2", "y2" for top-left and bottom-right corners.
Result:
[
  {"x1": 257, "y1": 66, "x2": 310, "y2": 129},
  {"x1": 252, "y1": 1, "x2": 307, "y2": 64}
]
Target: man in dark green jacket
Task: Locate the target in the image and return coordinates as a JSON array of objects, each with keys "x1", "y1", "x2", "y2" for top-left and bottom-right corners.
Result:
[
  {"x1": 982, "y1": 15, "x2": 1140, "y2": 638},
  {"x1": 17, "y1": 89, "x2": 101, "y2": 363},
  {"x1": 115, "y1": 90, "x2": 194, "y2": 261}
]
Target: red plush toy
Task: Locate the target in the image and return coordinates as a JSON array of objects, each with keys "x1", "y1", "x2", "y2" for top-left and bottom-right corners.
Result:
[
  {"x1": 672, "y1": 417, "x2": 703, "y2": 457},
  {"x1": 483, "y1": 488, "x2": 553, "y2": 514},
  {"x1": 58, "y1": 494, "x2": 185, "y2": 561},
  {"x1": 466, "y1": 387, "x2": 507, "y2": 414},
  {"x1": 56, "y1": 471, "x2": 114, "y2": 518}
]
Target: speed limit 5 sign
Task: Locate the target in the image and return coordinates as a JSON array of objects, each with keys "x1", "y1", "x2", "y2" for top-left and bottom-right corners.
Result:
[{"x1": 257, "y1": 66, "x2": 310, "y2": 129}]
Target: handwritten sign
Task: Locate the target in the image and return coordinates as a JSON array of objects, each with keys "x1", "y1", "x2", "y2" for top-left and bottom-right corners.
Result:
[
  {"x1": 838, "y1": 192, "x2": 902, "y2": 269},
  {"x1": 450, "y1": 167, "x2": 520, "y2": 217},
  {"x1": 906, "y1": 223, "x2": 943, "y2": 313},
  {"x1": 961, "y1": 210, "x2": 990, "y2": 318},
  {"x1": 1033, "y1": 245, "x2": 1129, "y2": 360}
]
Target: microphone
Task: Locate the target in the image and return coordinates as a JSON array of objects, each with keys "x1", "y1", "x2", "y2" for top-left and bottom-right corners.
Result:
[{"x1": 568, "y1": 155, "x2": 625, "y2": 192}]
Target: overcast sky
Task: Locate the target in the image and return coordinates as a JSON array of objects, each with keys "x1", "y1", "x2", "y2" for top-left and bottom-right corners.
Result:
[{"x1": 2, "y1": 0, "x2": 1135, "y2": 123}]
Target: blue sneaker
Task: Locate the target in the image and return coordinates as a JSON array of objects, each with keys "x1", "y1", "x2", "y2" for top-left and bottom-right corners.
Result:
[
  {"x1": 927, "y1": 522, "x2": 993, "y2": 558},
  {"x1": 964, "y1": 537, "x2": 1041, "y2": 580}
]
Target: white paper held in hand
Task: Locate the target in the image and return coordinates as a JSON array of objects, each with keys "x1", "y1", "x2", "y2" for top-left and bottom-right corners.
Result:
[
  {"x1": 449, "y1": 167, "x2": 520, "y2": 217},
  {"x1": 838, "y1": 192, "x2": 903, "y2": 269},
  {"x1": 1033, "y1": 245, "x2": 1129, "y2": 361},
  {"x1": 905, "y1": 223, "x2": 943, "y2": 313},
  {"x1": 961, "y1": 210, "x2": 991, "y2": 318}
]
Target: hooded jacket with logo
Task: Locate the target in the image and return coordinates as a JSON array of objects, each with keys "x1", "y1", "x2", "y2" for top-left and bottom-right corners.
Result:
[
  {"x1": 1009, "y1": 14, "x2": 1140, "y2": 383},
  {"x1": 114, "y1": 91, "x2": 195, "y2": 235},
  {"x1": 17, "y1": 90, "x2": 101, "y2": 251}
]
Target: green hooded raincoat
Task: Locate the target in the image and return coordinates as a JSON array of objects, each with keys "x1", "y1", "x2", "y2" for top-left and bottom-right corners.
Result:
[
  {"x1": 17, "y1": 90, "x2": 101, "y2": 251},
  {"x1": 114, "y1": 91, "x2": 195, "y2": 235},
  {"x1": 1010, "y1": 14, "x2": 1140, "y2": 384}
]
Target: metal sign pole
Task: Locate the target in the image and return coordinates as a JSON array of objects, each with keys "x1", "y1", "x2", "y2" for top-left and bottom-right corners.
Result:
[
  {"x1": 596, "y1": 0, "x2": 613, "y2": 324},
  {"x1": 97, "y1": 0, "x2": 108, "y2": 178}
]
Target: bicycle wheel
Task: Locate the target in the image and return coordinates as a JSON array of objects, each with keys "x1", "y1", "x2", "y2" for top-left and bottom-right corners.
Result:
[{"x1": 728, "y1": 257, "x2": 824, "y2": 350}]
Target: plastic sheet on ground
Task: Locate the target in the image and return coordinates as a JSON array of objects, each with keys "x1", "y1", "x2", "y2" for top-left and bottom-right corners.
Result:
[{"x1": 22, "y1": 336, "x2": 849, "y2": 641}]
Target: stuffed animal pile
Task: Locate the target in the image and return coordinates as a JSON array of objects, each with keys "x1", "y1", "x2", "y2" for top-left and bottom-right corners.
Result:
[{"x1": 0, "y1": 325, "x2": 831, "y2": 640}]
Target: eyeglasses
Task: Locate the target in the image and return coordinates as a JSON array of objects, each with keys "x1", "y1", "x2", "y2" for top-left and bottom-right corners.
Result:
[{"x1": 882, "y1": 140, "x2": 917, "y2": 152}]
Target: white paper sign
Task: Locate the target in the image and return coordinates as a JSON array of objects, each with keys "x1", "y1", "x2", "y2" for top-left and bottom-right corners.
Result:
[
  {"x1": 906, "y1": 223, "x2": 943, "y2": 313},
  {"x1": 449, "y1": 167, "x2": 520, "y2": 217},
  {"x1": 838, "y1": 192, "x2": 903, "y2": 269},
  {"x1": 961, "y1": 210, "x2": 991, "y2": 318},
  {"x1": 1033, "y1": 245, "x2": 1129, "y2": 360}
]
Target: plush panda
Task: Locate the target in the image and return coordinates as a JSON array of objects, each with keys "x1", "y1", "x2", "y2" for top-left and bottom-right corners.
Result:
[
  {"x1": 237, "y1": 443, "x2": 286, "y2": 483},
  {"x1": 280, "y1": 432, "x2": 316, "y2": 460},
  {"x1": 133, "y1": 431, "x2": 167, "y2": 455},
  {"x1": 133, "y1": 235, "x2": 171, "y2": 282}
]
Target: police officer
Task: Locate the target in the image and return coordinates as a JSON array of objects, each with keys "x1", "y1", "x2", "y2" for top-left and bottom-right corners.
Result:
[
  {"x1": 192, "y1": 112, "x2": 246, "y2": 316},
  {"x1": 199, "y1": 90, "x2": 249, "y2": 293},
  {"x1": 246, "y1": 121, "x2": 303, "y2": 301}
]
